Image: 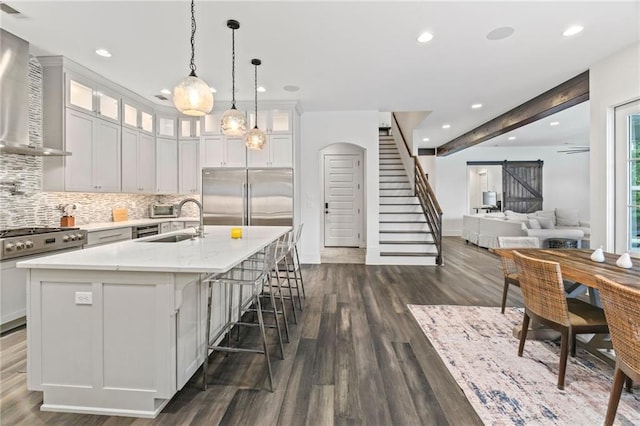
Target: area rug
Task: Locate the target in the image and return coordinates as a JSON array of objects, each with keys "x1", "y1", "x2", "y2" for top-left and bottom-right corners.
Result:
[{"x1": 407, "y1": 305, "x2": 640, "y2": 425}]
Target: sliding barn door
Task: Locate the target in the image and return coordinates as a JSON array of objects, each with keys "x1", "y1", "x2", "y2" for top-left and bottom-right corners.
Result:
[{"x1": 502, "y1": 160, "x2": 543, "y2": 213}]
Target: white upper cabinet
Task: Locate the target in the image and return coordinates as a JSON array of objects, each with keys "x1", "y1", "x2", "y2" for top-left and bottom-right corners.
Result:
[
  {"x1": 66, "y1": 73, "x2": 120, "y2": 123},
  {"x1": 179, "y1": 139, "x2": 200, "y2": 194},
  {"x1": 64, "y1": 108, "x2": 121, "y2": 192},
  {"x1": 179, "y1": 117, "x2": 201, "y2": 139},
  {"x1": 156, "y1": 137, "x2": 178, "y2": 194},
  {"x1": 123, "y1": 99, "x2": 154, "y2": 134},
  {"x1": 122, "y1": 128, "x2": 156, "y2": 193},
  {"x1": 247, "y1": 134, "x2": 292, "y2": 168},
  {"x1": 157, "y1": 115, "x2": 177, "y2": 137},
  {"x1": 202, "y1": 136, "x2": 246, "y2": 168},
  {"x1": 248, "y1": 109, "x2": 292, "y2": 134},
  {"x1": 203, "y1": 113, "x2": 221, "y2": 135}
]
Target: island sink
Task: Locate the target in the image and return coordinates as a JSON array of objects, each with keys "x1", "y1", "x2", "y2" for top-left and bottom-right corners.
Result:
[{"x1": 142, "y1": 234, "x2": 194, "y2": 243}]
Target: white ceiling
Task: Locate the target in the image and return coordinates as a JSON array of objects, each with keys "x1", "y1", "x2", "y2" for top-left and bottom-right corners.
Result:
[{"x1": 2, "y1": 1, "x2": 638, "y2": 150}]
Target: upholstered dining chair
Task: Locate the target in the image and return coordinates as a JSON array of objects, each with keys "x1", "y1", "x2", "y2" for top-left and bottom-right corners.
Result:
[
  {"x1": 497, "y1": 236, "x2": 541, "y2": 313},
  {"x1": 595, "y1": 275, "x2": 640, "y2": 426},
  {"x1": 512, "y1": 251, "x2": 610, "y2": 389}
]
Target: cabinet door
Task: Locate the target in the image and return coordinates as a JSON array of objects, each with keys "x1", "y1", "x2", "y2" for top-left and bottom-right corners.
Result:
[
  {"x1": 156, "y1": 137, "x2": 178, "y2": 194},
  {"x1": 139, "y1": 133, "x2": 156, "y2": 192},
  {"x1": 123, "y1": 103, "x2": 139, "y2": 129},
  {"x1": 226, "y1": 137, "x2": 247, "y2": 167},
  {"x1": 270, "y1": 110, "x2": 292, "y2": 133},
  {"x1": 157, "y1": 116, "x2": 176, "y2": 137},
  {"x1": 246, "y1": 141, "x2": 270, "y2": 167},
  {"x1": 121, "y1": 127, "x2": 140, "y2": 193},
  {"x1": 67, "y1": 77, "x2": 94, "y2": 113},
  {"x1": 94, "y1": 119, "x2": 121, "y2": 192},
  {"x1": 202, "y1": 135, "x2": 225, "y2": 167},
  {"x1": 179, "y1": 139, "x2": 200, "y2": 194},
  {"x1": 97, "y1": 89, "x2": 120, "y2": 122},
  {"x1": 140, "y1": 110, "x2": 154, "y2": 134},
  {"x1": 203, "y1": 113, "x2": 221, "y2": 134},
  {"x1": 269, "y1": 134, "x2": 293, "y2": 167},
  {"x1": 64, "y1": 109, "x2": 95, "y2": 191}
]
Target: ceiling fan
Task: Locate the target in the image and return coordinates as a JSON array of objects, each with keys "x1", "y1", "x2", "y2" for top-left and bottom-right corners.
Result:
[{"x1": 557, "y1": 146, "x2": 590, "y2": 154}]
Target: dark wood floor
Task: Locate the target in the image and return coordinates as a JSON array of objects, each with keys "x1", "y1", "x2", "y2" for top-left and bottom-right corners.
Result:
[{"x1": 0, "y1": 238, "x2": 521, "y2": 425}]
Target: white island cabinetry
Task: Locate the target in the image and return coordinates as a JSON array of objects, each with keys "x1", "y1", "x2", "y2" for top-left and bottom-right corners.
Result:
[{"x1": 19, "y1": 226, "x2": 289, "y2": 418}]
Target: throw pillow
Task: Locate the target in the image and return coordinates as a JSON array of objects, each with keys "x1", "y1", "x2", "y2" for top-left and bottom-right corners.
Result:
[
  {"x1": 556, "y1": 208, "x2": 580, "y2": 226},
  {"x1": 537, "y1": 217, "x2": 555, "y2": 229},
  {"x1": 528, "y1": 218, "x2": 542, "y2": 229},
  {"x1": 505, "y1": 210, "x2": 529, "y2": 220},
  {"x1": 535, "y1": 210, "x2": 557, "y2": 225}
]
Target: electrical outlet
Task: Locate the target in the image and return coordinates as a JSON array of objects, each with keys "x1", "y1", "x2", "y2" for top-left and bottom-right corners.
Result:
[{"x1": 75, "y1": 292, "x2": 92, "y2": 305}]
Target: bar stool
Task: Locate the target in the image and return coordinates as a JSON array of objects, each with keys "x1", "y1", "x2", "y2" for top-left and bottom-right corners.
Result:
[
  {"x1": 201, "y1": 239, "x2": 280, "y2": 392},
  {"x1": 275, "y1": 224, "x2": 305, "y2": 311}
]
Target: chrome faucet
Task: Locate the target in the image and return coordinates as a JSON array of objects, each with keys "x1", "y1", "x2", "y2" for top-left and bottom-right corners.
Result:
[{"x1": 175, "y1": 198, "x2": 205, "y2": 238}]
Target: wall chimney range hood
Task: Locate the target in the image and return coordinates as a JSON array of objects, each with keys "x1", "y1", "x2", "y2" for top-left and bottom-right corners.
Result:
[{"x1": 0, "y1": 29, "x2": 70, "y2": 156}]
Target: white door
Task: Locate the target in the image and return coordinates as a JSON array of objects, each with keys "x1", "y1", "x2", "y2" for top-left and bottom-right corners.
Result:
[
  {"x1": 324, "y1": 154, "x2": 361, "y2": 247},
  {"x1": 615, "y1": 99, "x2": 640, "y2": 253}
]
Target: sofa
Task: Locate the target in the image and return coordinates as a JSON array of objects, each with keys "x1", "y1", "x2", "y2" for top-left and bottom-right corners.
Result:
[{"x1": 462, "y1": 209, "x2": 590, "y2": 249}]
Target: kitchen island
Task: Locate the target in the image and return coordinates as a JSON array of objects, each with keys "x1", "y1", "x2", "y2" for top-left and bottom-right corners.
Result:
[{"x1": 17, "y1": 225, "x2": 289, "y2": 418}]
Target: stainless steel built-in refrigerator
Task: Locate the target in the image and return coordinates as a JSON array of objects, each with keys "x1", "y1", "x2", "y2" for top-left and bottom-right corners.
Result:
[{"x1": 202, "y1": 168, "x2": 293, "y2": 226}]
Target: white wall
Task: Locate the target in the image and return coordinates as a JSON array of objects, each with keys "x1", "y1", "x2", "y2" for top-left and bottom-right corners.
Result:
[
  {"x1": 589, "y1": 42, "x2": 640, "y2": 250},
  {"x1": 298, "y1": 111, "x2": 379, "y2": 263},
  {"x1": 435, "y1": 146, "x2": 591, "y2": 235},
  {"x1": 378, "y1": 112, "x2": 391, "y2": 128}
]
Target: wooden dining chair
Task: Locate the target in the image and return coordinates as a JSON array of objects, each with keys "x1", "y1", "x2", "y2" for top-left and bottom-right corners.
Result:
[
  {"x1": 595, "y1": 275, "x2": 640, "y2": 426},
  {"x1": 497, "y1": 236, "x2": 541, "y2": 313},
  {"x1": 512, "y1": 251, "x2": 609, "y2": 389}
]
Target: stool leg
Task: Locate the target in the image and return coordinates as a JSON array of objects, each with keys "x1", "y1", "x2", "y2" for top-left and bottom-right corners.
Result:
[
  {"x1": 272, "y1": 267, "x2": 290, "y2": 341},
  {"x1": 283, "y1": 255, "x2": 298, "y2": 324},
  {"x1": 267, "y1": 274, "x2": 285, "y2": 359},
  {"x1": 227, "y1": 283, "x2": 234, "y2": 351},
  {"x1": 287, "y1": 252, "x2": 303, "y2": 311},
  {"x1": 202, "y1": 280, "x2": 213, "y2": 391},
  {"x1": 294, "y1": 246, "x2": 306, "y2": 299},
  {"x1": 255, "y1": 293, "x2": 274, "y2": 392}
]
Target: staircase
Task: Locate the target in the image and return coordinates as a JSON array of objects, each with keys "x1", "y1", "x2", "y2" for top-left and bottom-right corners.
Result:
[{"x1": 379, "y1": 135, "x2": 438, "y2": 265}]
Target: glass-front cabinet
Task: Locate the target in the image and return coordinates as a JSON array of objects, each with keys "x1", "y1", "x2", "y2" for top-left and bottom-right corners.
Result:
[
  {"x1": 157, "y1": 115, "x2": 177, "y2": 138},
  {"x1": 179, "y1": 117, "x2": 201, "y2": 139},
  {"x1": 123, "y1": 99, "x2": 154, "y2": 134},
  {"x1": 66, "y1": 73, "x2": 120, "y2": 123},
  {"x1": 248, "y1": 109, "x2": 292, "y2": 134}
]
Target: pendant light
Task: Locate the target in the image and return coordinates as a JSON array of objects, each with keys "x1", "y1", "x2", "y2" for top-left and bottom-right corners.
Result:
[
  {"x1": 172, "y1": 0, "x2": 213, "y2": 116},
  {"x1": 245, "y1": 59, "x2": 267, "y2": 150},
  {"x1": 220, "y1": 19, "x2": 247, "y2": 136}
]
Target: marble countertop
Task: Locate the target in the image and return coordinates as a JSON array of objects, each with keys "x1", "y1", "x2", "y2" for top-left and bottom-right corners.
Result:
[
  {"x1": 78, "y1": 217, "x2": 200, "y2": 231},
  {"x1": 18, "y1": 226, "x2": 290, "y2": 274}
]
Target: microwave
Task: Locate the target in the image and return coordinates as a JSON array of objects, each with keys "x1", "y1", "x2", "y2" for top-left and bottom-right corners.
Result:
[{"x1": 149, "y1": 203, "x2": 178, "y2": 218}]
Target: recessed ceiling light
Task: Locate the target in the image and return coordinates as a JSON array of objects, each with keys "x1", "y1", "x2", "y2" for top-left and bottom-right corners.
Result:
[
  {"x1": 508, "y1": 136, "x2": 516, "y2": 140},
  {"x1": 550, "y1": 121, "x2": 560, "y2": 126},
  {"x1": 486, "y1": 27, "x2": 515, "y2": 41},
  {"x1": 563, "y1": 25, "x2": 584, "y2": 37},
  {"x1": 257, "y1": 86, "x2": 266, "y2": 93},
  {"x1": 417, "y1": 32, "x2": 434, "y2": 43},
  {"x1": 423, "y1": 138, "x2": 430, "y2": 142},
  {"x1": 283, "y1": 85, "x2": 299, "y2": 92},
  {"x1": 160, "y1": 89, "x2": 171, "y2": 95},
  {"x1": 95, "y1": 49, "x2": 111, "y2": 58},
  {"x1": 209, "y1": 87, "x2": 217, "y2": 93},
  {"x1": 442, "y1": 124, "x2": 451, "y2": 129},
  {"x1": 471, "y1": 103, "x2": 483, "y2": 109}
]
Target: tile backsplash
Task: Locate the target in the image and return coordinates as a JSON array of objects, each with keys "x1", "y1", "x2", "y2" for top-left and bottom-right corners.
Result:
[{"x1": 0, "y1": 56, "x2": 199, "y2": 230}]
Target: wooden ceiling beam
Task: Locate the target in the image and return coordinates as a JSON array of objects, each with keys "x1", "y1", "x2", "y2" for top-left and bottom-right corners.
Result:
[{"x1": 436, "y1": 71, "x2": 589, "y2": 156}]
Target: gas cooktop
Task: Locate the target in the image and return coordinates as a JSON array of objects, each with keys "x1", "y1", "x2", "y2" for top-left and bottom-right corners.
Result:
[{"x1": 0, "y1": 227, "x2": 79, "y2": 239}]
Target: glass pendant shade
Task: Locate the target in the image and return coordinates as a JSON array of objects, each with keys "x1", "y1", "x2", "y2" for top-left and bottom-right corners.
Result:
[
  {"x1": 245, "y1": 127, "x2": 266, "y2": 150},
  {"x1": 221, "y1": 107, "x2": 247, "y2": 136},
  {"x1": 173, "y1": 74, "x2": 214, "y2": 116}
]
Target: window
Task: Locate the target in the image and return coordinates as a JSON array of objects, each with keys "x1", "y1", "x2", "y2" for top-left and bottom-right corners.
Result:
[{"x1": 627, "y1": 111, "x2": 640, "y2": 252}]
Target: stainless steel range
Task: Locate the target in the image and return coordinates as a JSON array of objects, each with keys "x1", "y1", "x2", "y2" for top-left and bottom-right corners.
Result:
[
  {"x1": 0, "y1": 227, "x2": 86, "y2": 260},
  {"x1": 1, "y1": 227, "x2": 87, "y2": 333}
]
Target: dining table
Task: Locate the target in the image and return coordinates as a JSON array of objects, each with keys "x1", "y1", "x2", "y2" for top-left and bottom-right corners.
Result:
[{"x1": 491, "y1": 247, "x2": 640, "y2": 365}]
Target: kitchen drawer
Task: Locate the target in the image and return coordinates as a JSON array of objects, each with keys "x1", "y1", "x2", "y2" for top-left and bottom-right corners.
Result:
[{"x1": 86, "y1": 227, "x2": 132, "y2": 247}]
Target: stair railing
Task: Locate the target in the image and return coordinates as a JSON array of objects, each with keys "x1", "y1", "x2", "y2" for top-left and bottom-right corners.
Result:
[{"x1": 391, "y1": 113, "x2": 443, "y2": 265}]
